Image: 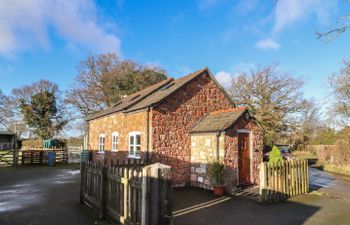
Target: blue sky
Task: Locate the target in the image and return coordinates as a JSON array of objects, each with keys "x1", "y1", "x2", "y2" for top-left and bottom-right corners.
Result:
[{"x1": 1, "y1": 0, "x2": 350, "y2": 106}]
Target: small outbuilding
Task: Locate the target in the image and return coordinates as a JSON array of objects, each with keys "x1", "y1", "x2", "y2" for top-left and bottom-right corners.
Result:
[
  {"x1": 189, "y1": 108, "x2": 263, "y2": 192},
  {"x1": 0, "y1": 131, "x2": 16, "y2": 150}
]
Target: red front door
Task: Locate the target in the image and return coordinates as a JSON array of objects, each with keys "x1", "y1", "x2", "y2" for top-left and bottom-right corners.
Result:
[{"x1": 238, "y1": 133, "x2": 251, "y2": 184}]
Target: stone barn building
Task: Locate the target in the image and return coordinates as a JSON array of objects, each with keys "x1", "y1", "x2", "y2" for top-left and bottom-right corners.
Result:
[{"x1": 86, "y1": 68, "x2": 263, "y2": 193}]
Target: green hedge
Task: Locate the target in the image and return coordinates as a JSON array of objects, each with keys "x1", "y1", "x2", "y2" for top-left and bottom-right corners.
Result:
[{"x1": 21, "y1": 139, "x2": 67, "y2": 148}]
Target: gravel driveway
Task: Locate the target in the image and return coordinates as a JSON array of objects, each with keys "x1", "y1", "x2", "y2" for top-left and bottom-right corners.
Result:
[
  {"x1": 1, "y1": 164, "x2": 350, "y2": 225},
  {"x1": 0, "y1": 164, "x2": 113, "y2": 225}
]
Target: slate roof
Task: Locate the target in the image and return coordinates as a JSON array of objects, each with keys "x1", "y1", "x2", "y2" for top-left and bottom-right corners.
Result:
[
  {"x1": 190, "y1": 107, "x2": 248, "y2": 133},
  {"x1": 87, "y1": 67, "x2": 234, "y2": 120},
  {"x1": 0, "y1": 131, "x2": 15, "y2": 136}
]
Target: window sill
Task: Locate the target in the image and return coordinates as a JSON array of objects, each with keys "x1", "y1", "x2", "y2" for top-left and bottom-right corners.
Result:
[
  {"x1": 111, "y1": 150, "x2": 118, "y2": 152},
  {"x1": 98, "y1": 151, "x2": 105, "y2": 154},
  {"x1": 128, "y1": 155, "x2": 141, "y2": 159}
]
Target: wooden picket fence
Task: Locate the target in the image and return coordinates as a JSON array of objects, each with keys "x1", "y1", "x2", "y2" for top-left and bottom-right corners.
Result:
[
  {"x1": 80, "y1": 160, "x2": 172, "y2": 225},
  {"x1": 259, "y1": 159, "x2": 309, "y2": 203}
]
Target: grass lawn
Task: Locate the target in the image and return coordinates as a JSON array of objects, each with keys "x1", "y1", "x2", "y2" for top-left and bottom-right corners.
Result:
[
  {"x1": 323, "y1": 163, "x2": 350, "y2": 176},
  {"x1": 292, "y1": 150, "x2": 318, "y2": 160}
]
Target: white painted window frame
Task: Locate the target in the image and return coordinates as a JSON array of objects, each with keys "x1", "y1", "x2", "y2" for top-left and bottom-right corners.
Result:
[
  {"x1": 128, "y1": 131, "x2": 141, "y2": 158},
  {"x1": 98, "y1": 134, "x2": 106, "y2": 153},
  {"x1": 111, "y1": 132, "x2": 119, "y2": 152}
]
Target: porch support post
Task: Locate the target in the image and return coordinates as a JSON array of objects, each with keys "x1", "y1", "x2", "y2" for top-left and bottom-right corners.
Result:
[{"x1": 216, "y1": 132, "x2": 220, "y2": 160}]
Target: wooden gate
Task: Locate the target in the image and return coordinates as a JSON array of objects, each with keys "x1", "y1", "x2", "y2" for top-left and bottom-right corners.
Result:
[
  {"x1": 259, "y1": 159, "x2": 309, "y2": 203},
  {"x1": 80, "y1": 160, "x2": 172, "y2": 225}
]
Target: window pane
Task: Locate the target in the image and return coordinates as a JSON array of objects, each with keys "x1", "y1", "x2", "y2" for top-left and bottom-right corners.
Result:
[
  {"x1": 129, "y1": 146, "x2": 134, "y2": 155},
  {"x1": 130, "y1": 135, "x2": 134, "y2": 145},
  {"x1": 136, "y1": 135, "x2": 141, "y2": 145},
  {"x1": 136, "y1": 146, "x2": 141, "y2": 156}
]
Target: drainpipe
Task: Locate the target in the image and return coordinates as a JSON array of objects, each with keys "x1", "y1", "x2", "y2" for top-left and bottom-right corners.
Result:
[
  {"x1": 216, "y1": 131, "x2": 220, "y2": 160},
  {"x1": 146, "y1": 107, "x2": 150, "y2": 164},
  {"x1": 86, "y1": 120, "x2": 89, "y2": 151}
]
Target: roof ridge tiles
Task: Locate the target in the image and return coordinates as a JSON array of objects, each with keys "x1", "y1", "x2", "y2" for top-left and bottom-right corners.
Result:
[{"x1": 210, "y1": 107, "x2": 247, "y2": 115}]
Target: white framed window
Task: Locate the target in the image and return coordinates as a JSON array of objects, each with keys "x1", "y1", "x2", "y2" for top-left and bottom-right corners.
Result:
[
  {"x1": 98, "y1": 134, "x2": 105, "y2": 153},
  {"x1": 111, "y1": 132, "x2": 119, "y2": 152},
  {"x1": 129, "y1": 131, "x2": 141, "y2": 158}
]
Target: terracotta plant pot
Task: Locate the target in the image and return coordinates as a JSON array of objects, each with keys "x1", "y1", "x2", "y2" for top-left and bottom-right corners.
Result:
[{"x1": 213, "y1": 186, "x2": 225, "y2": 196}]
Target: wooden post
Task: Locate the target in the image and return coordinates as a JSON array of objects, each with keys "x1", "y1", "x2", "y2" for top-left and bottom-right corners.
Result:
[
  {"x1": 259, "y1": 162, "x2": 267, "y2": 202},
  {"x1": 306, "y1": 160, "x2": 309, "y2": 193},
  {"x1": 141, "y1": 163, "x2": 172, "y2": 225},
  {"x1": 12, "y1": 149, "x2": 18, "y2": 166},
  {"x1": 80, "y1": 161, "x2": 85, "y2": 203},
  {"x1": 99, "y1": 165, "x2": 106, "y2": 219}
]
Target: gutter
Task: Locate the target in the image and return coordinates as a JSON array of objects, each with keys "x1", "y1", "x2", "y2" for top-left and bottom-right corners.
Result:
[{"x1": 86, "y1": 120, "x2": 89, "y2": 150}]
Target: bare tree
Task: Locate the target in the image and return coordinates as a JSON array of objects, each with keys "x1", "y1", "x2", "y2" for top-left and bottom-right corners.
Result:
[
  {"x1": 0, "y1": 89, "x2": 13, "y2": 128},
  {"x1": 330, "y1": 60, "x2": 350, "y2": 122},
  {"x1": 295, "y1": 100, "x2": 321, "y2": 150},
  {"x1": 275, "y1": 0, "x2": 350, "y2": 41},
  {"x1": 66, "y1": 53, "x2": 167, "y2": 117},
  {"x1": 228, "y1": 65, "x2": 305, "y2": 145},
  {"x1": 316, "y1": 14, "x2": 350, "y2": 42}
]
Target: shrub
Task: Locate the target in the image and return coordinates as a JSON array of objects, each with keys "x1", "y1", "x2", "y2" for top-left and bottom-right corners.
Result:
[
  {"x1": 269, "y1": 145, "x2": 283, "y2": 163},
  {"x1": 207, "y1": 160, "x2": 225, "y2": 187}
]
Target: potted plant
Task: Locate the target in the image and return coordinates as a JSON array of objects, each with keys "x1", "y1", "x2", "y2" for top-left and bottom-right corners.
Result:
[{"x1": 207, "y1": 160, "x2": 225, "y2": 196}]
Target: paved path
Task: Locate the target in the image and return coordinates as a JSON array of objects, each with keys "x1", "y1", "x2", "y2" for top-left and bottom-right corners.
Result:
[
  {"x1": 0, "y1": 164, "x2": 112, "y2": 225},
  {"x1": 173, "y1": 167, "x2": 350, "y2": 225}
]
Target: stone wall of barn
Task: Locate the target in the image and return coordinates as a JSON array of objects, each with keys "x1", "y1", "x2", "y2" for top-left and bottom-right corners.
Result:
[
  {"x1": 224, "y1": 116, "x2": 264, "y2": 193},
  {"x1": 190, "y1": 133, "x2": 225, "y2": 189},
  {"x1": 88, "y1": 111, "x2": 149, "y2": 163},
  {"x1": 151, "y1": 72, "x2": 234, "y2": 186}
]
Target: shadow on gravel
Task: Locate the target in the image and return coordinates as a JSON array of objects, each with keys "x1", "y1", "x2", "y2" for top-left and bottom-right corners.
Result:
[
  {"x1": 173, "y1": 187, "x2": 320, "y2": 225},
  {"x1": 0, "y1": 164, "x2": 114, "y2": 225}
]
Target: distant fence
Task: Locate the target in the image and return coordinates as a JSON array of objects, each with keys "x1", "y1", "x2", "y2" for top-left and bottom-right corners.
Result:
[
  {"x1": 21, "y1": 148, "x2": 68, "y2": 165},
  {"x1": 259, "y1": 159, "x2": 309, "y2": 203},
  {"x1": 67, "y1": 146, "x2": 82, "y2": 163},
  {"x1": 80, "y1": 160, "x2": 173, "y2": 225},
  {"x1": 0, "y1": 149, "x2": 21, "y2": 167}
]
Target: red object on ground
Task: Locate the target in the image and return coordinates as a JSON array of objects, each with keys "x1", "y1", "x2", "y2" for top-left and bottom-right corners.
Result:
[{"x1": 213, "y1": 186, "x2": 225, "y2": 196}]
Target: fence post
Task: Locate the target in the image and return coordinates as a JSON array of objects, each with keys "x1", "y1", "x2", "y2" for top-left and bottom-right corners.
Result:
[
  {"x1": 12, "y1": 149, "x2": 18, "y2": 166},
  {"x1": 99, "y1": 165, "x2": 107, "y2": 219},
  {"x1": 259, "y1": 162, "x2": 267, "y2": 202},
  {"x1": 80, "y1": 161, "x2": 85, "y2": 203},
  {"x1": 142, "y1": 163, "x2": 172, "y2": 225}
]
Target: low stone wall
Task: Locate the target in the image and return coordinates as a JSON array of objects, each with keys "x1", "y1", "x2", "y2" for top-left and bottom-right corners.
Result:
[{"x1": 190, "y1": 133, "x2": 225, "y2": 189}]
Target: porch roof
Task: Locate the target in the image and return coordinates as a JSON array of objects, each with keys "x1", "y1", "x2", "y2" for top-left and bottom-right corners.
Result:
[{"x1": 190, "y1": 107, "x2": 247, "y2": 133}]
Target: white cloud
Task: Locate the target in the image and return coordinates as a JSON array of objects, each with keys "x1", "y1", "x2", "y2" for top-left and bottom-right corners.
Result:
[
  {"x1": 273, "y1": 0, "x2": 336, "y2": 32},
  {"x1": 198, "y1": 0, "x2": 224, "y2": 10},
  {"x1": 255, "y1": 38, "x2": 280, "y2": 50},
  {"x1": 215, "y1": 71, "x2": 232, "y2": 87},
  {"x1": 0, "y1": 0, "x2": 121, "y2": 57},
  {"x1": 235, "y1": 0, "x2": 259, "y2": 15}
]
